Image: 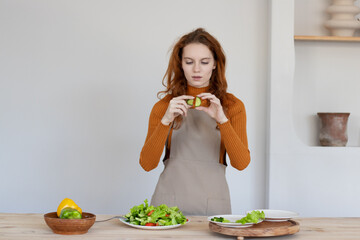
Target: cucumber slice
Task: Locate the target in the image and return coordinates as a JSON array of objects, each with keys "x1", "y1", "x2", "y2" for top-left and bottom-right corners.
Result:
[
  {"x1": 186, "y1": 97, "x2": 202, "y2": 107},
  {"x1": 194, "y1": 97, "x2": 201, "y2": 107}
]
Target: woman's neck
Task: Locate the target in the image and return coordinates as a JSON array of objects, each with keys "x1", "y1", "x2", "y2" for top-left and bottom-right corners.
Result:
[{"x1": 186, "y1": 85, "x2": 209, "y2": 96}]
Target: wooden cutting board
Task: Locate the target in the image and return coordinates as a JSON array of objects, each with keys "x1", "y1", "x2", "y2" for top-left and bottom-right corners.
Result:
[{"x1": 209, "y1": 220, "x2": 300, "y2": 240}]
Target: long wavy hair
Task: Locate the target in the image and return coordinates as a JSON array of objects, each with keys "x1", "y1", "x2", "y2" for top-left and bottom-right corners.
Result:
[{"x1": 158, "y1": 28, "x2": 229, "y2": 128}]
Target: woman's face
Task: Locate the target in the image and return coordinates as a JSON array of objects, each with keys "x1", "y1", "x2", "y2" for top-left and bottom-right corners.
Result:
[{"x1": 181, "y1": 43, "x2": 216, "y2": 88}]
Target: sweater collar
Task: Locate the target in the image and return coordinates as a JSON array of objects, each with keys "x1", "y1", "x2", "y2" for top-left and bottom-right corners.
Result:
[{"x1": 186, "y1": 85, "x2": 209, "y2": 96}]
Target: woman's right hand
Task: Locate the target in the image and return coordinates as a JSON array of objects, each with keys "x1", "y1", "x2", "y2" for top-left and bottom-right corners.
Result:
[{"x1": 161, "y1": 95, "x2": 194, "y2": 126}]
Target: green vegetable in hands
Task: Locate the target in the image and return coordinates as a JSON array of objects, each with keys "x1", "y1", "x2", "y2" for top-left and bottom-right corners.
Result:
[{"x1": 187, "y1": 97, "x2": 201, "y2": 108}]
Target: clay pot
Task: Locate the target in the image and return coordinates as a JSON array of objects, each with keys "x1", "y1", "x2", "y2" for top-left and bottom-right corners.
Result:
[
  {"x1": 44, "y1": 212, "x2": 96, "y2": 235},
  {"x1": 317, "y1": 112, "x2": 350, "y2": 146}
]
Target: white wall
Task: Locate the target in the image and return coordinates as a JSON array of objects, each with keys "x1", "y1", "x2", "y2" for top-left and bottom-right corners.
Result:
[
  {"x1": 0, "y1": 0, "x2": 268, "y2": 215},
  {"x1": 294, "y1": 0, "x2": 360, "y2": 147},
  {"x1": 268, "y1": 0, "x2": 360, "y2": 217}
]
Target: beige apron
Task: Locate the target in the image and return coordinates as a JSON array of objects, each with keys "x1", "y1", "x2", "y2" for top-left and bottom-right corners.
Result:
[{"x1": 151, "y1": 109, "x2": 231, "y2": 216}]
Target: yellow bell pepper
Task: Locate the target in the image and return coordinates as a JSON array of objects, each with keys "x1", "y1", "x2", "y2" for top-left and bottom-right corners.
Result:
[{"x1": 57, "y1": 198, "x2": 82, "y2": 217}]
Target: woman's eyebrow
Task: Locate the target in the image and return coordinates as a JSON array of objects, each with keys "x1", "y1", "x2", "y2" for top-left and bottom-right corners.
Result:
[{"x1": 183, "y1": 57, "x2": 212, "y2": 60}]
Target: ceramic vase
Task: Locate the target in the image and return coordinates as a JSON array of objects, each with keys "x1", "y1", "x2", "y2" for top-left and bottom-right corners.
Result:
[
  {"x1": 324, "y1": 0, "x2": 360, "y2": 36},
  {"x1": 317, "y1": 112, "x2": 350, "y2": 146}
]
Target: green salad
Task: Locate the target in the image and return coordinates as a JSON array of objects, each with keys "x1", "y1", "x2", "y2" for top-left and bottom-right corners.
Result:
[
  {"x1": 211, "y1": 210, "x2": 265, "y2": 224},
  {"x1": 124, "y1": 199, "x2": 187, "y2": 226}
]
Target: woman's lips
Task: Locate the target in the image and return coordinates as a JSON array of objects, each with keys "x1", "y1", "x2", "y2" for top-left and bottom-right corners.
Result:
[{"x1": 192, "y1": 76, "x2": 202, "y2": 80}]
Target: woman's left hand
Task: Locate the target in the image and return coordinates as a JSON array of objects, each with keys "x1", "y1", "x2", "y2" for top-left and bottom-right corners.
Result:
[{"x1": 195, "y1": 93, "x2": 228, "y2": 124}]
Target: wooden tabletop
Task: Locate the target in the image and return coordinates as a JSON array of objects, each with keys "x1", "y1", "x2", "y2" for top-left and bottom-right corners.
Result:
[{"x1": 1, "y1": 213, "x2": 360, "y2": 239}]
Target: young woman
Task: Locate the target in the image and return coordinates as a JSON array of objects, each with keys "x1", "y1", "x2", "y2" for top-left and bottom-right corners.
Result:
[{"x1": 139, "y1": 28, "x2": 250, "y2": 216}]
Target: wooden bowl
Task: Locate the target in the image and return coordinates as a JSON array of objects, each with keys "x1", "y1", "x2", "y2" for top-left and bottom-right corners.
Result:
[{"x1": 44, "y1": 212, "x2": 96, "y2": 235}]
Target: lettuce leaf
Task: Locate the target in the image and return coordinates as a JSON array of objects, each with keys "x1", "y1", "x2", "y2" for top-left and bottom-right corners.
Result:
[
  {"x1": 236, "y1": 210, "x2": 265, "y2": 224},
  {"x1": 124, "y1": 199, "x2": 187, "y2": 226}
]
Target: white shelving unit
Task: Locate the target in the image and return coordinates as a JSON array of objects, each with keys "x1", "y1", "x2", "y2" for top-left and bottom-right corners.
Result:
[{"x1": 294, "y1": 35, "x2": 360, "y2": 42}]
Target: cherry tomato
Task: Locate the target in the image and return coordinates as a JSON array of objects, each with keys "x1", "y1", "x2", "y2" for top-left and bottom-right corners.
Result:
[{"x1": 145, "y1": 223, "x2": 156, "y2": 226}]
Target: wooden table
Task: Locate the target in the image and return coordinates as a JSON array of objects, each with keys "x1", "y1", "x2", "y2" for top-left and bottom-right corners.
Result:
[{"x1": 1, "y1": 213, "x2": 360, "y2": 239}]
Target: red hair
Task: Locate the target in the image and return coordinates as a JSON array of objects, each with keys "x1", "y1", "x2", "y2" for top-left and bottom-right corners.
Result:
[{"x1": 158, "y1": 28, "x2": 229, "y2": 128}]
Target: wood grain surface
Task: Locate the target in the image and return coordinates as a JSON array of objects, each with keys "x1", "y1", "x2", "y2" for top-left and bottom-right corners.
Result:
[
  {"x1": 1, "y1": 213, "x2": 360, "y2": 239},
  {"x1": 294, "y1": 35, "x2": 360, "y2": 42},
  {"x1": 209, "y1": 220, "x2": 300, "y2": 239}
]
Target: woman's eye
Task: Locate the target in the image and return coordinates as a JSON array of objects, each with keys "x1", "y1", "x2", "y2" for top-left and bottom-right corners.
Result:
[
  {"x1": 201, "y1": 62, "x2": 209, "y2": 65},
  {"x1": 185, "y1": 62, "x2": 193, "y2": 65}
]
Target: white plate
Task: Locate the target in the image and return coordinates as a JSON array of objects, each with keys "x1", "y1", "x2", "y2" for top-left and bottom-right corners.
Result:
[
  {"x1": 119, "y1": 218, "x2": 189, "y2": 230},
  {"x1": 208, "y1": 215, "x2": 263, "y2": 228},
  {"x1": 247, "y1": 209, "x2": 299, "y2": 222}
]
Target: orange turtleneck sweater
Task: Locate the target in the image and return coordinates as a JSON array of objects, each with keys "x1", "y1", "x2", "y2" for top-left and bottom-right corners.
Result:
[{"x1": 139, "y1": 85, "x2": 250, "y2": 172}]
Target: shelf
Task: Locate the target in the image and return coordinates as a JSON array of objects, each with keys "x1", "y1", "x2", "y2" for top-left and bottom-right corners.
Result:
[{"x1": 294, "y1": 35, "x2": 360, "y2": 42}]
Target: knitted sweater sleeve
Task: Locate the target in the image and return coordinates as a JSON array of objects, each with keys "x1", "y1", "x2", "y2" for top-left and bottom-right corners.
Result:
[
  {"x1": 139, "y1": 98, "x2": 171, "y2": 172},
  {"x1": 218, "y1": 95, "x2": 251, "y2": 171}
]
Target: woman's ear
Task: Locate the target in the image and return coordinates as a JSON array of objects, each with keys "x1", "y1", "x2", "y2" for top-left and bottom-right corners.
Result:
[{"x1": 213, "y1": 63, "x2": 216, "y2": 70}]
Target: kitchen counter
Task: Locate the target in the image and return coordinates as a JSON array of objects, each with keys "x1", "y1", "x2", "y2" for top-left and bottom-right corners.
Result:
[{"x1": 1, "y1": 213, "x2": 360, "y2": 239}]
